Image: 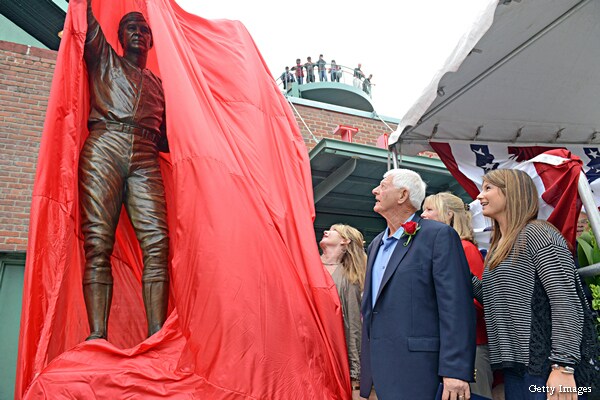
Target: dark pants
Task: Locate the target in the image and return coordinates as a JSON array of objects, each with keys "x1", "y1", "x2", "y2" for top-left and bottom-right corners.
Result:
[
  {"x1": 79, "y1": 129, "x2": 169, "y2": 286},
  {"x1": 503, "y1": 368, "x2": 587, "y2": 400}
]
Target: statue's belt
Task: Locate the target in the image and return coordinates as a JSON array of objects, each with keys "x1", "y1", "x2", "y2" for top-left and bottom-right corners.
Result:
[{"x1": 89, "y1": 121, "x2": 161, "y2": 145}]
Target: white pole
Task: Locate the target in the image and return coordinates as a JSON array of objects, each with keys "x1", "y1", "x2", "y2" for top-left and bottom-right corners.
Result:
[
  {"x1": 391, "y1": 146, "x2": 399, "y2": 169},
  {"x1": 577, "y1": 171, "x2": 600, "y2": 277}
]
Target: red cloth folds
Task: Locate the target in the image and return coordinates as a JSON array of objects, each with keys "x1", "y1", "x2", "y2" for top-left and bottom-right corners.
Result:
[
  {"x1": 16, "y1": 0, "x2": 350, "y2": 398},
  {"x1": 534, "y1": 149, "x2": 583, "y2": 249},
  {"x1": 461, "y1": 240, "x2": 487, "y2": 345},
  {"x1": 430, "y1": 142, "x2": 481, "y2": 199}
]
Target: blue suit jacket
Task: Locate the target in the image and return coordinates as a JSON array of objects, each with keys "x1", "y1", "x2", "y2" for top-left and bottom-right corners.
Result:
[{"x1": 360, "y1": 217, "x2": 476, "y2": 399}]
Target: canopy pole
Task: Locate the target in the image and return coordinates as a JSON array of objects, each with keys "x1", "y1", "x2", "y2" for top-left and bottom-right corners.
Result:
[
  {"x1": 391, "y1": 143, "x2": 400, "y2": 169},
  {"x1": 577, "y1": 171, "x2": 600, "y2": 277}
]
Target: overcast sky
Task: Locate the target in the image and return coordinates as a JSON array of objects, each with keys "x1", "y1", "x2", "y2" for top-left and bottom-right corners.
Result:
[{"x1": 175, "y1": 0, "x2": 490, "y2": 119}]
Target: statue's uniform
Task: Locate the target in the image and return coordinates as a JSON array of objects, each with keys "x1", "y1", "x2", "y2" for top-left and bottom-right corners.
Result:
[{"x1": 79, "y1": 15, "x2": 169, "y2": 337}]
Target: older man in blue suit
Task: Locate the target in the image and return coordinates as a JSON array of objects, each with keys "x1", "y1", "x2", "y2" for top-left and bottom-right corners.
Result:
[{"x1": 360, "y1": 169, "x2": 476, "y2": 400}]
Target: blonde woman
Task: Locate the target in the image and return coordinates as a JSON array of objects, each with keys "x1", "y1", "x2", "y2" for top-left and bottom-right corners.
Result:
[
  {"x1": 320, "y1": 224, "x2": 366, "y2": 398},
  {"x1": 473, "y1": 169, "x2": 599, "y2": 399},
  {"x1": 421, "y1": 192, "x2": 493, "y2": 399}
]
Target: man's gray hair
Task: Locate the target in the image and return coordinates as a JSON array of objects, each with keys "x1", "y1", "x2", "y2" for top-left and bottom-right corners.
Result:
[{"x1": 383, "y1": 168, "x2": 427, "y2": 209}]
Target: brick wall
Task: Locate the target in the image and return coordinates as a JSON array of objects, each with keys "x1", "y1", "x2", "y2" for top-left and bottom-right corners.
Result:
[
  {"x1": 0, "y1": 41, "x2": 56, "y2": 252},
  {"x1": 0, "y1": 40, "x2": 396, "y2": 253},
  {"x1": 293, "y1": 104, "x2": 397, "y2": 151}
]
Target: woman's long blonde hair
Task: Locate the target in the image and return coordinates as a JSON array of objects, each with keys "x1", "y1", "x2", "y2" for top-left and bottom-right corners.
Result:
[
  {"x1": 483, "y1": 169, "x2": 539, "y2": 270},
  {"x1": 332, "y1": 224, "x2": 367, "y2": 290},
  {"x1": 423, "y1": 192, "x2": 475, "y2": 243}
]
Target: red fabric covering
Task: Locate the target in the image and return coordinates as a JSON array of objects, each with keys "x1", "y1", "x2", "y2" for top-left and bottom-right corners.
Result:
[
  {"x1": 16, "y1": 0, "x2": 350, "y2": 398},
  {"x1": 429, "y1": 142, "x2": 481, "y2": 199},
  {"x1": 506, "y1": 145, "x2": 565, "y2": 162},
  {"x1": 461, "y1": 240, "x2": 487, "y2": 345},
  {"x1": 534, "y1": 149, "x2": 583, "y2": 250}
]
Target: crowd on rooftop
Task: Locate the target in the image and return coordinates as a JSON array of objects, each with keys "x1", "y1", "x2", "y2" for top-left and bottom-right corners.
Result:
[{"x1": 279, "y1": 54, "x2": 374, "y2": 97}]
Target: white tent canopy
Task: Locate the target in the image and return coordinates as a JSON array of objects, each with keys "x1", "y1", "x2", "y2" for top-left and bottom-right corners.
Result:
[
  {"x1": 391, "y1": 0, "x2": 600, "y2": 154},
  {"x1": 390, "y1": 0, "x2": 600, "y2": 277}
]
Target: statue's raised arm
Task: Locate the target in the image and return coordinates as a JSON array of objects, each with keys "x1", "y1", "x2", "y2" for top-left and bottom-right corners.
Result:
[
  {"x1": 85, "y1": 0, "x2": 97, "y2": 38},
  {"x1": 79, "y1": 1, "x2": 170, "y2": 342}
]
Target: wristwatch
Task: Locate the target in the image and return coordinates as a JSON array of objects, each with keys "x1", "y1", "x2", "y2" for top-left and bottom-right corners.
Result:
[{"x1": 550, "y1": 364, "x2": 575, "y2": 374}]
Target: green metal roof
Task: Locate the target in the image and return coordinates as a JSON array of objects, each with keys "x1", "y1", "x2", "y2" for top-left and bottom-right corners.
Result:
[
  {"x1": 0, "y1": 13, "x2": 45, "y2": 48},
  {"x1": 294, "y1": 81, "x2": 374, "y2": 112},
  {"x1": 0, "y1": 0, "x2": 67, "y2": 50},
  {"x1": 310, "y1": 138, "x2": 469, "y2": 244}
]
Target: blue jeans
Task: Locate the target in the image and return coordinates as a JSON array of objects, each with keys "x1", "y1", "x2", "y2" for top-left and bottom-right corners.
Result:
[{"x1": 503, "y1": 368, "x2": 587, "y2": 399}]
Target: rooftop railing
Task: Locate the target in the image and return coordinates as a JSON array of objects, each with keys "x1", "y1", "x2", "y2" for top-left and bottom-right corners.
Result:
[{"x1": 276, "y1": 64, "x2": 374, "y2": 98}]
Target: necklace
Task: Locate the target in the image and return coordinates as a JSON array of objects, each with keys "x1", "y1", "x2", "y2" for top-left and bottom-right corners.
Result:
[{"x1": 322, "y1": 262, "x2": 342, "y2": 266}]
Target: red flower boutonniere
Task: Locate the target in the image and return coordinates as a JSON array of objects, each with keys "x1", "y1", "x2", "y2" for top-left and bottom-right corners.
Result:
[{"x1": 401, "y1": 221, "x2": 420, "y2": 247}]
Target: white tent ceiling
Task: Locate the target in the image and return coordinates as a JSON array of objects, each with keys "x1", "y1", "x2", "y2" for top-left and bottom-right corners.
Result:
[{"x1": 391, "y1": 0, "x2": 600, "y2": 155}]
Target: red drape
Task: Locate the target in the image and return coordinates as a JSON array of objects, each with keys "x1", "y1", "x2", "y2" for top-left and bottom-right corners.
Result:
[
  {"x1": 534, "y1": 149, "x2": 583, "y2": 249},
  {"x1": 16, "y1": 0, "x2": 350, "y2": 398}
]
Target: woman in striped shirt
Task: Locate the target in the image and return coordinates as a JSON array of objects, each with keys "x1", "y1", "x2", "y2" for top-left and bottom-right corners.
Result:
[{"x1": 473, "y1": 169, "x2": 598, "y2": 400}]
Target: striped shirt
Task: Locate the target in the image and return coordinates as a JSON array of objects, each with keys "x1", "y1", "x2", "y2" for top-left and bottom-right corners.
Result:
[{"x1": 473, "y1": 221, "x2": 583, "y2": 371}]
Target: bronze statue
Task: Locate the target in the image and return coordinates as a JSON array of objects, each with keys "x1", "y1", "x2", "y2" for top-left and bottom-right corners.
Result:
[{"x1": 79, "y1": 0, "x2": 169, "y2": 341}]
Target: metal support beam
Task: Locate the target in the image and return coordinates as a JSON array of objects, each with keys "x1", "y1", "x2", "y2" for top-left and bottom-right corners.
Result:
[
  {"x1": 313, "y1": 157, "x2": 357, "y2": 204},
  {"x1": 312, "y1": 170, "x2": 380, "y2": 186},
  {"x1": 578, "y1": 264, "x2": 600, "y2": 278}
]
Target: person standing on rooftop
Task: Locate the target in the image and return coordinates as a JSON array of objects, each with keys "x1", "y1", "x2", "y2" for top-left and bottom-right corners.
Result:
[
  {"x1": 330, "y1": 60, "x2": 341, "y2": 82},
  {"x1": 280, "y1": 66, "x2": 295, "y2": 91},
  {"x1": 304, "y1": 56, "x2": 315, "y2": 83},
  {"x1": 317, "y1": 54, "x2": 327, "y2": 82},
  {"x1": 292, "y1": 58, "x2": 304, "y2": 85},
  {"x1": 353, "y1": 63, "x2": 365, "y2": 88}
]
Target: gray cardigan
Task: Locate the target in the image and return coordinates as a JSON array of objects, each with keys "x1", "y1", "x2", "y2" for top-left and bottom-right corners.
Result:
[{"x1": 332, "y1": 267, "x2": 362, "y2": 380}]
